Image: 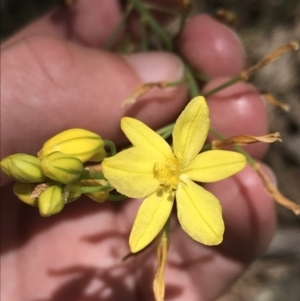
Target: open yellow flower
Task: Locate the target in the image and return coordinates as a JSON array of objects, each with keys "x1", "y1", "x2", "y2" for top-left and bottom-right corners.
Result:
[{"x1": 102, "y1": 96, "x2": 246, "y2": 253}]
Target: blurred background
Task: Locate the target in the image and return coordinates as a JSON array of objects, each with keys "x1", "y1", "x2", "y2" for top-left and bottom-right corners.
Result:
[{"x1": 1, "y1": 1, "x2": 300, "y2": 300}]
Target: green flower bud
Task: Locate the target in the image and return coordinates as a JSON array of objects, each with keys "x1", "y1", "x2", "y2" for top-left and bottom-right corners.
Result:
[
  {"x1": 1, "y1": 154, "x2": 46, "y2": 183},
  {"x1": 13, "y1": 182, "x2": 38, "y2": 206},
  {"x1": 64, "y1": 183, "x2": 82, "y2": 203},
  {"x1": 39, "y1": 128, "x2": 106, "y2": 163},
  {"x1": 40, "y1": 152, "x2": 83, "y2": 184},
  {"x1": 38, "y1": 185, "x2": 64, "y2": 216}
]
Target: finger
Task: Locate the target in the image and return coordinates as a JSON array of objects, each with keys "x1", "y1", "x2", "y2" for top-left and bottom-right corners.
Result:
[
  {"x1": 176, "y1": 15, "x2": 269, "y2": 158},
  {"x1": 204, "y1": 77, "x2": 269, "y2": 159},
  {"x1": 178, "y1": 14, "x2": 246, "y2": 78},
  {"x1": 2, "y1": 0, "x2": 122, "y2": 49},
  {"x1": 1, "y1": 36, "x2": 186, "y2": 186}
]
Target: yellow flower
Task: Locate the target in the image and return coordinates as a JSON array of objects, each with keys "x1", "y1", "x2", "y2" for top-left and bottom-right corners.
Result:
[{"x1": 102, "y1": 96, "x2": 246, "y2": 253}]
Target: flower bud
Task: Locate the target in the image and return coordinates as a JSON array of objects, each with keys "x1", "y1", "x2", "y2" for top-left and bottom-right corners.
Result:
[
  {"x1": 13, "y1": 182, "x2": 38, "y2": 206},
  {"x1": 1, "y1": 154, "x2": 46, "y2": 183},
  {"x1": 39, "y1": 128, "x2": 106, "y2": 163},
  {"x1": 38, "y1": 185, "x2": 64, "y2": 216},
  {"x1": 64, "y1": 183, "x2": 82, "y2": 203},
  {"x1": 40, "y1": 152, "x2": 83, "y2": 184}
]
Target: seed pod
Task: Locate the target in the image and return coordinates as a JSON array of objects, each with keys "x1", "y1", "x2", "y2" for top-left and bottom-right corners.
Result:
[
  {"x1": 40, "y1": 151, "x2": 83, "y2": 184},
  {"x1": 13, "y1": 182, "x2": 38, "y2": 206},
  {"x1": 39, "y1": 128, "x2": 106, "y2": 163},
  {"x1": 38, "y1": 185, "x2": 64, "y2": 216},
  {"x1": 1, "y1": 154, "x2": 46, "y2": 183}
]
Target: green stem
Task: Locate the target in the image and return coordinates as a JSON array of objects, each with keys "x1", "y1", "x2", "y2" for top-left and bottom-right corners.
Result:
[
  {"x1": 162, "y1": 216, "x2": 171, "y2": 236},
  {"x1": 140, "y1": 17, "x2": 149, "y2": 51},
  {"x1": 104, "y1": 3, "x2": 133, "y2": 50},
  {"x1": 131, "y1": 0, "x2": 173, "y2": 51},
  {"x1": 173, "y1": 8, "x2": 190, "y2": 43},
  {"x1": 203, "y1": 75, "x2": 243, "y2": 98},
  {"x1": 156, "y1": 123, "x2": 174, "y2": 139},
  {"x1": 155, "y1": 65, "x2": 198, "y2": 139},
  {"x1": 104, "y1": 139, "x2": 117, "y2": 157},
  {"x1": 81, "y1": 185, "x2": 112, "y2": 194},
  {"x1": 184, "y1": 65, "x2": 200, "y2": 97}
]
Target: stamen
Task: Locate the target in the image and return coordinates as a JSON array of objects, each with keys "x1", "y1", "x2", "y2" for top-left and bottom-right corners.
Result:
[{"x1": 153, "y1": 156, "x2": 180, "y2": 190}]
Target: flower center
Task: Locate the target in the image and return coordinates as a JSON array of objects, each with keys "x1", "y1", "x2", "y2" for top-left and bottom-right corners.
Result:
[{"x1": 153, "y1": 155, "x2": 181, "y2": 190}]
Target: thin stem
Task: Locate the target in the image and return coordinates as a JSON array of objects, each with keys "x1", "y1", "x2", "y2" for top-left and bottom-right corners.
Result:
[
  {"x1": 203, "y1": 75, "x2": 243, "y2": 98},
  {"x1": 156, "y1": 123, "x2": 174, "y2": 139},
  {"x1": 155, "y1": 64, "x2": 199, "y2": 139},
  {"x1": 81, "y1": 185, "x2": 112, "y2": 194},
  {"x1": 184, "y1": 64, "x2": 200, "y2": 97},
  {"x1": 140, "y1": 17, "x2": 149, "y2": 51},
  {"x1": 104, "y1": 139, "x2": 117, "y2": 157},
  {"x1": 131, "y1": 0, "x2": 173, "y2": 51},
  {"x1": 163, "y1": 216, "x2": 171, "y2": 235},
  {"x1": 104, "y1": 3, "x2": 133, "y2": 50}
]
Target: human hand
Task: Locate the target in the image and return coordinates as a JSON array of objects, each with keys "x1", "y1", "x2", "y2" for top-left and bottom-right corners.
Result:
[{"x1": 1, "y1": 1, "x2": 275, "y2": 300}]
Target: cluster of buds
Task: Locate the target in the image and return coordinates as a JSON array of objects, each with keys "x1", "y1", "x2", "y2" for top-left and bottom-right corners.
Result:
[{"x1": 1, "y1": 129, "x2": 111, "y2": 216}]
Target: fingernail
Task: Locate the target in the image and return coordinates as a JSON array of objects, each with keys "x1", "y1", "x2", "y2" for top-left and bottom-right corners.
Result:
[{"x1": 123, "y1": 52, "x2": 184, "y2": 83}]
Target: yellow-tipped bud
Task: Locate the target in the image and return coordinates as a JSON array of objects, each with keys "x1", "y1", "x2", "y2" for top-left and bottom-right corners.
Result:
[
  {"x1": 1, "y1": 154, "x2": 46, "y2": 183},
  {"x1": 13, "y1": 182, "x2": 38, "y2": 206},
  {"x1": 40, "y1": 151, "x2": 83, "y2": 184},
  {"x1": 39, "y1": 128, "x2": 106, "y2": 163},
  {"x1": 38, "y1": 185, "x2": 64, "y2": 216}
]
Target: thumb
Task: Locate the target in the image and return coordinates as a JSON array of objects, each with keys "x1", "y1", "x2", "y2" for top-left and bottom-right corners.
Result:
[{"x1": 1, "y1": 36, "x2": 186, "y2": 158}]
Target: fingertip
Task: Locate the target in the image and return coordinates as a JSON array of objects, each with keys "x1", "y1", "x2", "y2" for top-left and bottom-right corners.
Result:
[
  {"x1": 204, "y1": 77, "x2": 269, "y2": 158},
  {"x1": 70, "y1": 0, "x2": 121, "y2": 47},
  {"x1": 178, "y1": 14, "x2": 246, "y2": 78}
]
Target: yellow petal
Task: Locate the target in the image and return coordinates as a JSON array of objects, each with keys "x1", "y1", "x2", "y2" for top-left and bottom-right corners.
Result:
[
  {"x1": 183, "y1": 150, "x2": 246, "y2": 182},
  {"x1": 129, "y1": 189, "x2": 174, "y2": 253},
  {"x1": 102, "y1": 147, "x2": 159, "y2": 198},
  {"x1": 176, "y1": 179, "x2": 224, "y2": 245},
  {"x1": 121, "y1": 117, "x2": 172, "y2": 159},
  {"x1": 172, "y1": 96, "x2": 210, "y2": 167}
]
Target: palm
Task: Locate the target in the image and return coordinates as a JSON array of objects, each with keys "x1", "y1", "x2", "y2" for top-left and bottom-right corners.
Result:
[{"x1": 1, "y1": 1, "x2": 275, "y2": 300}]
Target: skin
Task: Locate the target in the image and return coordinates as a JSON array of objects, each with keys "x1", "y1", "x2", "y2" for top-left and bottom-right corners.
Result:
[{"x1": 0, "y1": 1, "x2": 276, "y2": 300}]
